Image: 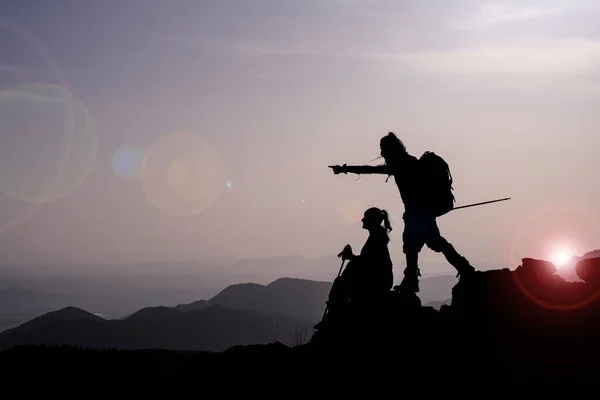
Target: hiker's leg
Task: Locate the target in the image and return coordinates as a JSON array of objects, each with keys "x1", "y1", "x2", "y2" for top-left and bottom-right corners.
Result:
[
  {"x1": 328, "y1": 275, "x2": 345, "y2": 301},
  {"x1": 333, "y1": 260, "x2": 357, "y2": 300},
  {"x1": 394, "y1": 210, "x2": 424, "y2": 293},
  {"x1": 423, "y1": 218, "x2": 475, "y2": 277},
  {"x1": 384, "y1": 267, "x2": 394, "y2": 292},
  {"x1": 315, "y1": 259, "x2": 360, "y2": 329},
  {"x1": 440, "y1": 241, "x2": 475, "y2": 278},
  {"x1": 398, "y1": 250, "x2": 421, "y2": 292},
  {"x1": 358, "y1": 267, "x2": 393, "y2": 302}
]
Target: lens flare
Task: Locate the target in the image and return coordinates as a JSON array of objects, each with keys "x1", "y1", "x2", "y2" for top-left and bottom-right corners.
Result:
[
  {"x1": 112, "y1": 145, "x2": 146, "y2": 181},
  {"x1": 166, "y1": 151, "x2": 220, "y2": 202},
  {"x1": 509, "y1": 205, "x2": 600, "y2": 310},
  {"x1": 508, "y1": 205, "x2": 600, "y2": 268},
  {"x1": 0, "y1": 16, "x2": 66, "y2": 87},
  {"x1": 340, "y1": 199, "x2": 364, "y2": 224},
  {"x1": 141, "y1": 132, "x2": 225, "y2": 217},
  {"x1": 0, "y1": 196, "x2": 42, "y2": 237},
  {"x1": 0, "y1": 17, "x2": 73, "y2": 236},
  {"x1": 0, "y1": 83, "x2": 98, "y2": 204},
  {"x1": 551, "y1": 249, "x2": 573, "y2": 267}
]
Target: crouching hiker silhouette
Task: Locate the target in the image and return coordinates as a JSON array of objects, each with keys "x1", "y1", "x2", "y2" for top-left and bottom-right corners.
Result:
[
  {"x1": 315, "y1": 207, "x2": 394, "y2": 330},
  {"x1": 329, "y1": 132, "x2": 476, "y2": 295}
]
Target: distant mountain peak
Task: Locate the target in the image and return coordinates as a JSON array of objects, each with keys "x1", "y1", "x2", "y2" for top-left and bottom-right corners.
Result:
[
  {"x1": 44, "y1": 306, "x2": 104, "y2": 321},
  {"x1": 125, "y1": 306, "x2": 182, "y2": 320},
  {"x1": 267, "y1": 277, "x2": 330, "y2": 286}
]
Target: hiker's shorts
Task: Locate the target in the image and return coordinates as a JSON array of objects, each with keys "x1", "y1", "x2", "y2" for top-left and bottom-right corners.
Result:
[{"x1": 402, "y1": 209, "x2": 448, "y2": 254}]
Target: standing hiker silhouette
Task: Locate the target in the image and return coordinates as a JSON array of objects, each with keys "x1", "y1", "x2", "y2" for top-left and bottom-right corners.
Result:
[{"x1": 329, "y1": 132, "x2": 476, "y2": 294}]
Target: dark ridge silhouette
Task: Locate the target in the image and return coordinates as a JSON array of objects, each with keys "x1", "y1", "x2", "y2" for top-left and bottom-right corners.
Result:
[
  {"x1": 558, "y1": 248, "x2": 600, "y2": 282},
  {"x1": 174, "y1": 274, "x2": 455, "y2": 319},
  {"x1": 2, "y1": 256, "x2": 599, "y2": 394},
  {"x1": 125, "y1": 306, "x2": 183, "y2": 321},
  {"x1": 582, "y1": 249, "x2": 600, "y2": 259},
  {"x1": 576, "y1": 255, "x2": 600, "y2": 284},
  {"x1": 172, "y1": 299, "x2": 208, "y2": 312},
  {"x1": 1, "y1": 306, "x2": 105, "y2": 335},
  {"x1": 0, "y1": 273, "x2": 457, "y2": 347},
  {"x1": 310, "y1": 255, "x2": 600, "y2": 377},
  {"x1": 175, "y1": 277, "x2": 332, "y2": 321},
  {"x1": 0, "y1": 303, "x2": 313, "y2": 352}
]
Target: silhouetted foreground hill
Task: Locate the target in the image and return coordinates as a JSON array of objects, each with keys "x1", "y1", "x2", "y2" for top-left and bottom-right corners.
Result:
[
  {"x1": 558, "y1": 248, "x2": 600, "y2": 281},
  {"x1": 2, "y1": 256, "x2": 599, "y2": 394},
  {"x1": 312, "y1": 256, "x2": 600, "y2": 355},
  {"x1": 0, "y1": 304, "x2": 312, "y2": 352}
]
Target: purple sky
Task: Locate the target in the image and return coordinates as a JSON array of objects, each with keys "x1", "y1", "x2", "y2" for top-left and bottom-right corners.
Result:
[{"x1": 0, "y1": 0, "x2": 599, "y2": 269}]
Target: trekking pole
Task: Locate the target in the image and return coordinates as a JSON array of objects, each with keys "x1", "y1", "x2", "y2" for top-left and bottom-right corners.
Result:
[
  {"x1": 335, "y1": 257, "x2": 346, "y2": 277},
  {"x1": 320, "y1": 258, "x2": 347, "y2": 323},
  {"x1": 452, "y1": 197, "x2": 511, "y2": 211}
]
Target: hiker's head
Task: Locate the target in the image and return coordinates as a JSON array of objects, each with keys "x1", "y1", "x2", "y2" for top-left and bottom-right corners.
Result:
[
  {"x1": 362, "y1": 207, "x2": 392, "y2": 237},
  {"x1": 380, "y1": 132, "x2": 406, "y2": 163}
]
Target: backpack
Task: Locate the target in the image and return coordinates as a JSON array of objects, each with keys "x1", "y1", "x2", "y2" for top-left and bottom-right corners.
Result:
[{"x1": 418, "y1": 151, "x2": 455, "y2": 217}]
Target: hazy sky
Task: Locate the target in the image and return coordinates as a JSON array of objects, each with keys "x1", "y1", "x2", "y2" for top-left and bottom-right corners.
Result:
[{"x1": 0, "y1": 0, "x2": 599, "y2": 269}]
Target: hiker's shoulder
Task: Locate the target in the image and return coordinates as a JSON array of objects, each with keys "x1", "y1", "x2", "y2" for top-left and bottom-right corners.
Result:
[
  {"x1": 406, "y1": 154, "x2": 420, "y2": 164},
  {"x1": 368, "y1": 227, "x2": 390, "y2": 242}
]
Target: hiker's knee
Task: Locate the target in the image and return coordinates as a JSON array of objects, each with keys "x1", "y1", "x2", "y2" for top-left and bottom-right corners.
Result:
[
  {"x1": 427, "y1": 236, "x2": 448, "y2": 253},
  {"x1": 341, "y1": 260, "x2": 358, "y2": 277},
  {"x1": 331, "y1": 275, "x2": 347, "y2": 293},
  {"x1": 403, "y1": 239, "x2": 424, "y2": 254},
  {"x1": 333, "y1": 275, "x2": 345, "y2": 286},
  {"x1": 426, "y1": 235, "x2": 449, "y2": 252}
]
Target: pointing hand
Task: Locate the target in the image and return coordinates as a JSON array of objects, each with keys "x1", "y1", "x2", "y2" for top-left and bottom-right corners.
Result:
[{"x1": 329, "y1": 164, "x2": 347, "y2": 175}]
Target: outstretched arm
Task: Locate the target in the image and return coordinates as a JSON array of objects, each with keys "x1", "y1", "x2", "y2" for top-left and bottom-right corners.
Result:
[{"x1": 329, "y1": 164, "x2": 390, "y2": 175}]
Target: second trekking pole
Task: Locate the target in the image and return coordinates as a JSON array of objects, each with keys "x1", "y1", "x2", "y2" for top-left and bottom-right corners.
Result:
[
  {"x1": 452, "y1": 197, "x2": 511, "y2": 211},
  {"x1": 319, "y1": 256, "x2": 347, "y2": 324}
]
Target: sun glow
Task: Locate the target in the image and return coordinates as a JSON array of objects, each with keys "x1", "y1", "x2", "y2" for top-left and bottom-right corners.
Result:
[{"x1": 551, "y1": 249, "x2": 573, "y2": 267}]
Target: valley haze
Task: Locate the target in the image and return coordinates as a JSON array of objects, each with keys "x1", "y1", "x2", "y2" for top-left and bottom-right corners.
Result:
[{"x1": 0, "y1": 255, "x2": 485, "y2": 332}]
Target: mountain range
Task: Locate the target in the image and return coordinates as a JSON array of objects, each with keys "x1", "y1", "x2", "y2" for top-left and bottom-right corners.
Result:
[
  {"x1": 2, "y1": 255, "x2": 600, "y2": 396},
  {"x1": 0, "y1": 273, "x2": 456, "y2": 350},
  {"x1": 4, "y1": 251, "x2": 596, "y2": 352},
  {"x1": 0, "y1": 266, "x2": 459, "y2": 331}
]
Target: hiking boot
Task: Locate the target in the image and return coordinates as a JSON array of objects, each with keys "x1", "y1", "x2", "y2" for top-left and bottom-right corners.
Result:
[
  {"x1": 455, "y1": 260, "x2": 476, "y2": 279},
  {"x1": 393, "y1": 277, "x2": 419, "y2": 293}
]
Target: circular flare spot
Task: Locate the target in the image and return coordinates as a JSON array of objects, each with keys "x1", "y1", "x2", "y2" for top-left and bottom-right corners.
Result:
[
  {"x1": 340, "y1": 199, "x2": 364, "y2": 224},
  {"x1": 141, "y1": 132, "x2": 224, "y2": 216},
  {"x1": 0, "y1": 16, "x2": 66, "y2": 88},
  {"x1": 166, "y1": 151, "x2": 220, "y2": 202},
  {"x1": 112, "y1": 145, "x2": 146, "y2": 181},
  {"x1": 0, "y1": 83, "x2": 98, "y2": 204},
  {"x1": 0, "y1": 196, "x2": 42, "y2": 237}
]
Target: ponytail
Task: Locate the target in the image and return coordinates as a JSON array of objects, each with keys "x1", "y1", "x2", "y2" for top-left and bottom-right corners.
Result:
[
  {"x1": 364, "y1": 206, "x2": 392, "y2": 243},
  {"x1": 381, "y1": 209, "x2": 392, "y2": 233}
]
